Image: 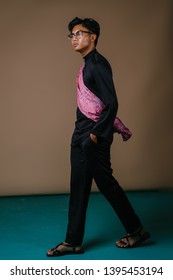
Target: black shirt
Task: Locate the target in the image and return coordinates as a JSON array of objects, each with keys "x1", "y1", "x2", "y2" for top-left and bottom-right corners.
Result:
[{"x1": 72, "y1": 49, "x2": 118, "y2": 145}]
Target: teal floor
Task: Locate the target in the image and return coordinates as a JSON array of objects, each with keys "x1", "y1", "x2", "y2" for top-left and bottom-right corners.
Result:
[{"x1": 0, "y1": 190, "x2": 172, "y2": 260}]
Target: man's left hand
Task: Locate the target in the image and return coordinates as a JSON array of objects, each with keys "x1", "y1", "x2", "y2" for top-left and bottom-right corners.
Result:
[{"x1": 90, "y1": 133, "x2": 98, "y2": 144}]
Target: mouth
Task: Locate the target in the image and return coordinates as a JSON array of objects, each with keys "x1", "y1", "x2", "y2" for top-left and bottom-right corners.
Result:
[{"x1": 73, "y1": 43, "x2": 79, "y2": 48}]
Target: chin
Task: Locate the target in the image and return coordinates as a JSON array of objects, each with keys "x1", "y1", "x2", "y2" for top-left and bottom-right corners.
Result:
[
  {"x1": 74, "y1": 46, "x2": 81, "y2": 52},
  {"x1": 75, "y1": 49, "x2": 81, "y2": 53}
]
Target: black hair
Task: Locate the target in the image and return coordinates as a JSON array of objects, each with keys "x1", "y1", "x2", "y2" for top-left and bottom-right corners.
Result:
[{"x1": 68, "y1": 17, "x2": 100, "y2": 46}]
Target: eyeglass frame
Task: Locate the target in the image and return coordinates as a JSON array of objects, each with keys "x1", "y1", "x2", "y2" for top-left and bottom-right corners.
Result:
[{"x1": 68, "y1": 30, "x2": 93, "y2": 40}]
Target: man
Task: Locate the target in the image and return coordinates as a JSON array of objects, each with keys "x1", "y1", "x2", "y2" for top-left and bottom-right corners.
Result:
[{"x1": 47, "y1": 17, "x2": 150, "y2": 256}]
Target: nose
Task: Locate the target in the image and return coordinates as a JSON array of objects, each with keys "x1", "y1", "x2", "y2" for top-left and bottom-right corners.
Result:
[{"x1": 72, "y1": 35, "x2": 78, "y2": 41}]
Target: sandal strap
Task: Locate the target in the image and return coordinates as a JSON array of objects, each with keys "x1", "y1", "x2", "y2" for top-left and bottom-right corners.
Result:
[
  {"x1": 126, "y1": 226, "x2": 143, "y2": 238},
  {"x1": 52, "y1": 242, "x2": 80, "y2": 253},
  {"x1": 116, "y1": 226, "x2": 150, "y2": 248},
  {"x1": 119, "y1": 236, "x2": 130, "y2": 246}
]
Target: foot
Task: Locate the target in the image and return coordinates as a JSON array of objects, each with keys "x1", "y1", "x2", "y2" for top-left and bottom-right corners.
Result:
[
  {"x1": 47, "y1": 242, "x2": 84, "y2": 257},
  {"x1": 116, "y1": 226, "x2": 150, "y2": 248}
]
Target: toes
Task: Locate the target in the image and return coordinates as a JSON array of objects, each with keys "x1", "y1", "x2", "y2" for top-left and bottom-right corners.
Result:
[
  {"x1": 116, "y1": 240, "x2": 128, "y2": 248},
  {"x1": 47, "y1": 249, "x2": 54, "y2": 256}
]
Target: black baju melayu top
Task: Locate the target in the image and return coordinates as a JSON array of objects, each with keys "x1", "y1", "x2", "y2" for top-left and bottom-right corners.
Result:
[{"x1": 71, "y1": 49, "x2": 118, "y2": 146}]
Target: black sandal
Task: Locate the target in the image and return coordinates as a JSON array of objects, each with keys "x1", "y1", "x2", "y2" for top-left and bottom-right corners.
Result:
[
  {"x1": 47, "y1": 242, "x2": 84, "y2": 257},
  {"x1": 116, "y1": 226, "x2": 151, "y2": 248}
]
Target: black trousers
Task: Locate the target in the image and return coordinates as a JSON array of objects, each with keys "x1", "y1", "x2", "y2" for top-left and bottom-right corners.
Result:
[{"x1": 65, "y1": 136, "x2": 141, "y2": 246}]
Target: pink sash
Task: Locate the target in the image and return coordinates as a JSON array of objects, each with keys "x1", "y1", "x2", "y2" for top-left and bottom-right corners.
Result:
[{"x1": 77, "y1": 65, "x2": 132, "y2": 141}]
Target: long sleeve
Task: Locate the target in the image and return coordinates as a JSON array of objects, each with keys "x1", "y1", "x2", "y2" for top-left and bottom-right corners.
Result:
[{"x1": 90, "y1": 58, "x2": 118, "y2": 140}]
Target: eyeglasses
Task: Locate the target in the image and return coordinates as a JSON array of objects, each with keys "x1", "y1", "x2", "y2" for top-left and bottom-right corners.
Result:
[{"x1": 68, "y1": 30, "x2": 93, "y2": 40}]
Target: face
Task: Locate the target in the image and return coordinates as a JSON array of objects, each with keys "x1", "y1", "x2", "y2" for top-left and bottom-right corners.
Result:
[{"x1": 69, "y1": 24, "x2": 96, "y2": 57}]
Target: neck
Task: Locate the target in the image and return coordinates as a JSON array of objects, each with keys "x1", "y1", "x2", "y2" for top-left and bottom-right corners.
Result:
[{"x1": 80, "y1": 46, "x2": 95, "y2": 58}]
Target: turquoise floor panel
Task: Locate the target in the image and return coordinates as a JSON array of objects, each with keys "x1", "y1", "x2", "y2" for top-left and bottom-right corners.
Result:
[{"x1": 0, "y1": 190, "x2": 172, "y2": 260}]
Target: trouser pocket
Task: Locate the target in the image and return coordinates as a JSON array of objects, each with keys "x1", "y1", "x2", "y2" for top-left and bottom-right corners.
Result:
[{"x1": 81, "y1": 135, "x2": 96, "y2": 148}]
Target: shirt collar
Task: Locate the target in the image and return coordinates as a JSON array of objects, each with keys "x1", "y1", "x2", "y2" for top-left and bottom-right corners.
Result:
[{"x1": 83, "y1": 49, "x2": 97, "y2": 62}]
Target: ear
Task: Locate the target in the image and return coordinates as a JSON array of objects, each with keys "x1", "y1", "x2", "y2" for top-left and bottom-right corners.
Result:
[{"x1": 91, "y1": 34, "x2": 97, "y2": 43}]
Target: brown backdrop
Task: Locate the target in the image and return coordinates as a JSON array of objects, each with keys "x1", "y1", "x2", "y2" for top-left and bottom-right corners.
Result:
[{"x1": 0, "y1": 0, "x2": 173, "y2": 196}]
